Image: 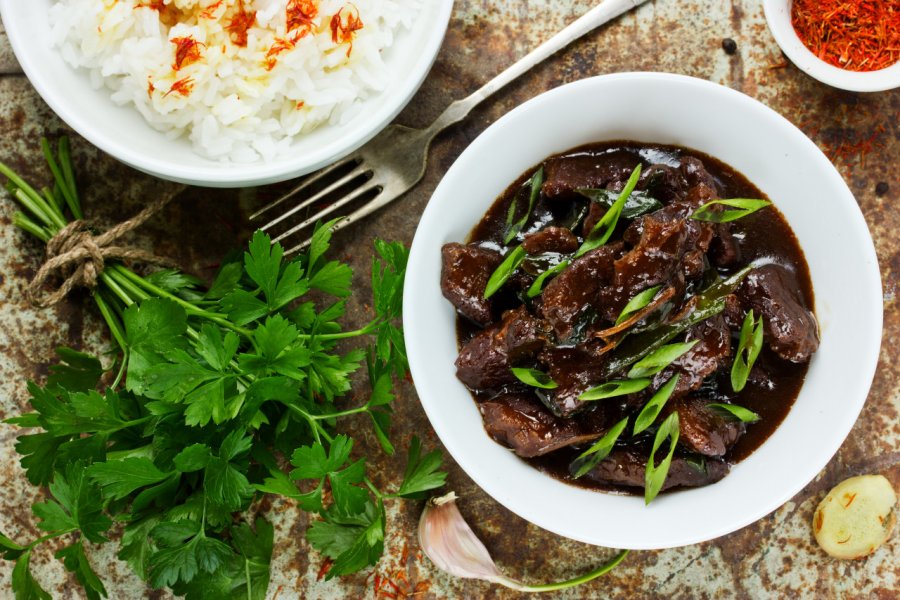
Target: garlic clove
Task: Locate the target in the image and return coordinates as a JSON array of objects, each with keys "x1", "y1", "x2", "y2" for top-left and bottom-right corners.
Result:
[{"x1": 418, "y1": 491, "x2": 628, "y2": 592}]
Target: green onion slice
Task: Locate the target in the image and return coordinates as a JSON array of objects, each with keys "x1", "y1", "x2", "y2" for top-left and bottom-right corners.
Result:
[
  {"x1": 644, "y1": 412, "x2": 680, "y2": 505},
  {"x1": 615, "y1": 285, "x2": 662, "y2": 326},
  {"x1": 575, "y1": 164, "x2": 642, "y2": 258},
  {"x1": 690, "y1": 198, "x2": 771, "y2": 223},
  {"x1": 707, "y1": 403, "x2": 761, "y2": 423},
  {"x1": 632, "y1": 374, "x2": 681, "y2": 435},
  {"x1": 526, "y1": 260, "x2": 570, "y2": 298},
  {"x1": 579, "y1": 378, "x2": 651, "y2": 401},
  {"x1": 730, "y1": 310, "x2": 764, "y2": 392},
  {"x1": 570, "y1": 417, "x2": 629, "y2": 479},
  {"x1": 627, "y1": 341, "x2": 698, "y2": 379},
  {"x1": 577, "y1": 187, "x2": 662, "y2": 219},
  {"x1": 503, "y1": 167, "x2": 544, "y2": 244},
  {"x1": 510, "y1": 367, "x2": 558, "y2": 390},
  {"x1": 484, "y1": 246, "x2": 526, "y2": 299}
]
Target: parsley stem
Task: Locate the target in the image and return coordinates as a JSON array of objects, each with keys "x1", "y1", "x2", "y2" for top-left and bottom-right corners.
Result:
[
  {"x1": 94, "y1": 292, "x2": 128, "y2": 354},
  {"x1": 12, "y1": 212, "x2": 50, "y2": 242},
  {"x1": 25, "y1": 528, "x2": 77, "y2": 551},
  {"x1": 100, "y1": 271, "x2": 137, "y2": 307},
  {"x1": 110, "y1": 265, "x2": 253, "y2": 337},
  {"x1": 245, "y1": 558, "x2": 252, "y2": 600},
  {"x1": 296, "y1": 319, "x2": 380, "y2": 341},
  {"x1": 364, "y1": 477, "x2": 383, "y2": 499},
  {"x1": 308, "y1": 405, "x2": 369, "y2": 420}
]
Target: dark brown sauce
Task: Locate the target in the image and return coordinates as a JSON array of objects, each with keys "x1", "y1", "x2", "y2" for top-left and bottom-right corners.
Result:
[{"x1": 457, "y1": 141, "x2": 814, "y2": 494}]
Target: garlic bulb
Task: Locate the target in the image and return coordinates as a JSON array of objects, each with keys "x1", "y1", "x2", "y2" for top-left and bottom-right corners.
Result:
[{"x1": 418, "y1": 492, "x2": 628, "y2": 592}]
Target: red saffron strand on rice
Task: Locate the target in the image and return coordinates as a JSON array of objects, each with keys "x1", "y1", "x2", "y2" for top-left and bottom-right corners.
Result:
[
  {"x1": 287, "y1": 0, "x2": 319, "y2": 35},
  {"x1": 330, "y1": 4, "x2": 363, "y2": 57},
  {"x1": 171, "y1": 36, "x2": 204, "y2": 71}
]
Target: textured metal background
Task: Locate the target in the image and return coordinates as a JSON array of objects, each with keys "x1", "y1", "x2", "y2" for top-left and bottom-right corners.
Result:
[{"x1": 0, "y1": 0, "x2": 898, "y2": 597}]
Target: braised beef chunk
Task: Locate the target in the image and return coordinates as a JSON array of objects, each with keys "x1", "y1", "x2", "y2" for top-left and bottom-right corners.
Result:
[
  {"x1": 738, "y1": 264, "x2": 819, "y2": 362},
  {"x1": 710, "y1": 223, "x2": 740, "y2": 267},
  {"x1": 666, "y1": 396, "x2": 745, "y2": 456},
  {"x1": 480, "y1": 392, "x2": 607, "y2": 457},
  {"x1": 650, "y1": 315, "x2": 732, "y2": 399},
  {"x1": 542, "y1": 151, "x2": 642, "y2": 199},
  {"x1": 500, "y1": 306, "x2": 549, "y2": 362},
  {"x1": 638, "y1": 165, "x2": 687, "y2": 203},
  {"x1": 522, "y1": 226, "x2": 579, "y2": 255},
  {"x1": 681, "y1": 156, "x2": 720, "y2": 192},
  {"x1": 441, "y1": 243, "x2": 501, "y2": 326},
  {"x1": 583, "y1": 449, "x2": 729, "y2": 490},
  {"x1": 450, "y1": 142, "x2": 817, "y2": 497},
  {"x1": 613, "y1": 212, "x2": 690, "y2": 303},
  {"x1": 581, "y1": 203, "x2": 606, "y2": 238},
  {"x1": 455, "y1": 307, "x2": 548, "y2": 390},
  {"x1": 537, "y1": 346, "x2": 607, "y2": 417},
  {"x1": 540, "y1": 243, "x2": 623, "y2": 340}
]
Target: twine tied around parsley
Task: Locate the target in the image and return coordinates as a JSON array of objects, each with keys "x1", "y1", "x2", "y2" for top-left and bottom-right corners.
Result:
[{"x1": 28, "y1": 189, "x2": 181, "y2": 307}]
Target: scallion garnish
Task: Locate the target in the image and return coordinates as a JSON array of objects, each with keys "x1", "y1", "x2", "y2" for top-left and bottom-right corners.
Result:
[
  {"x1": 483, "y1": 246, "x2": 526, "y2": 299},
  {"x1": 615, "y1": 285, "x2": 662, "y2": 325},
  {"x1": 645, "y1": 412, "x2": 680, "y2": 505},
  {"x1": 708, "y1": 403, "x2": 761, "y2": 423},
  {"x1": 690, "y1": 198, "x2": 772, "y2": 223},
  {"x1": 578, "y1": 377, "x2": 650, "y2": 401},
  {"x1": 574, "y1": 164, "x2": 642, "y2": 258},
  {"x1": 632, "y1": 374, "x2": 681, "y2": 435},
  {"x1": 510, "y1": 367, "x2": 558, "y2": 389},
  {"x1": 569, "y1": 417, "x2": 629, "y2": 479},
  {"x1": 601, "y1": 265, "x2": 754, "y2": 378},
  {"x1": 503, "y1": 167, "x2": 544, "y2": 244},
  {"x1": 731, "y1": 309, "x2": 764, "y2": 392},
  {"x1": 526, "y1": 260, "x2": 570, "y2": 298},
  {"x1": 626, "y1": 340, "x2": 698, "y2": 379},
  {"x1": 577, "y1": 187, "x2": 662, "y2": 219}
]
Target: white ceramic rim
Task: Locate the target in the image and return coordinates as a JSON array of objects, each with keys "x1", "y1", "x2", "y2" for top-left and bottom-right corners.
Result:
[
  {"x1": 404, "y1": 72, "x2": 883, "y2": 549},
  {"x1": 762, "y1": 0, "x2": 900, "y2": 92},
  {"x1": 0, "y1": 1, "x2": 454, "y2": 187}
]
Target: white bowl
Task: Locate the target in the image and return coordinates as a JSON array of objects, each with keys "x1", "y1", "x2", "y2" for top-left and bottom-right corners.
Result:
[
  {"x1": 0, "y1": 1, "x2": 453, "y2": 187},
  {"x1": 763, "y1": 0, "x2": 900, "y2": 92},
  {"x1": 404, "y1": 73, "x2": 882, "y2": 550}
]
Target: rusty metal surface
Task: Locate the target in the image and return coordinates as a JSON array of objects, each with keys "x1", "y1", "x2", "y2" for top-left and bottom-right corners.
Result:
[{"x1": 0, "y1": 0, "x2": 898, "y2": 598}]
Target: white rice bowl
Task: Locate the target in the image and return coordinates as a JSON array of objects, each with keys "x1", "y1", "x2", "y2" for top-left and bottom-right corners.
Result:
[{"x1": 50, "y1": 0, "x2": 418, "y2": 162}]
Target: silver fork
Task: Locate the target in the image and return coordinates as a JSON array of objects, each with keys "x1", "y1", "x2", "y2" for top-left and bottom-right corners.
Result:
[{"x1": 250, "y1": 0, "x2": 648, "y2": 254}]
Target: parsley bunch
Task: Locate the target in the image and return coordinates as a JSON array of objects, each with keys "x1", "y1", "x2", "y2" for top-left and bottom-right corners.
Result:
[{"x1": 0, "y1": 139, "x2": 446, "y2": 598}]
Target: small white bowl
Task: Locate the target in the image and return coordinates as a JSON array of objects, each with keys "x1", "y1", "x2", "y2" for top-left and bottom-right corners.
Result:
[
  {"x1": 404, "y1": 73, "x2": 882, "y2": 549},
  {"x1": 763, "y1": 0, "x2": 900, "y2": 92},
  {"x1": 0, "y1": 1, "x2": 452, "y2": 187}
]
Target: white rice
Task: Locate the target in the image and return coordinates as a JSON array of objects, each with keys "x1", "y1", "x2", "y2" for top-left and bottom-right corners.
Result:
[{"x1": 50, "y1": 0, "x2": 418, "y2": 162}]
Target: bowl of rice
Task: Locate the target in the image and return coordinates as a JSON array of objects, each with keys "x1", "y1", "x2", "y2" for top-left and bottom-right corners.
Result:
[{"x1": 0, "y1": 0, "x2": 453, "y2": 187}]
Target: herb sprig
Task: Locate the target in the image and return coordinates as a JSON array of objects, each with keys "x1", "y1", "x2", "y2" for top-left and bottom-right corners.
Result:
[{"x1": 0, "y1": 139, "x2": 447, "y2": 598}]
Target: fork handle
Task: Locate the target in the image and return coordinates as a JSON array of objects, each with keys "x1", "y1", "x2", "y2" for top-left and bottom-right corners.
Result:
[{"x1": 426, "y1": 0, "x2": 649, "y2": 136}]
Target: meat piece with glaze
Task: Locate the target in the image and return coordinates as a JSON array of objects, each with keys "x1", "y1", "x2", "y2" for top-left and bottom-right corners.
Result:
[
  {"x1": 542, "y1": 151, "x2": 642, "y2": 199},
  {"x1": 536, "y1": 346, "x2": 608, "y2": 417},
  {"x1": 440, "y1": 243, "x2": 501, "y2": 327},
  {"x1": 455, "y1": 306, "x2": 549, "y2": 390},
  {"x1": 664, "y1": 396, "x2": 746, "y2": 457},
  {"x1": 540, "y1": 242, "x2": 623, "y2": 340},
  {"x1": 479, "y1": 392, "x2": 608, "y2": 458},
  {"x1": 522, "y1": 226, "x2": 579, "y2": 255},
  {"x1": 648, "y1": 314, "x2": 733, "y2": 400},
  {"x1": 738, "y1": 264, "x2": 819, "y2": 362},
  {"x1": 583, "y1": 448, "x2": 729, "y2": 490}
]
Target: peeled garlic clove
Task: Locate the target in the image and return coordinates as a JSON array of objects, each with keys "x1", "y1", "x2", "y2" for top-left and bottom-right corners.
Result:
[{"x1": 418, "y1": 491, "x2": 628, "y2": 592}]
